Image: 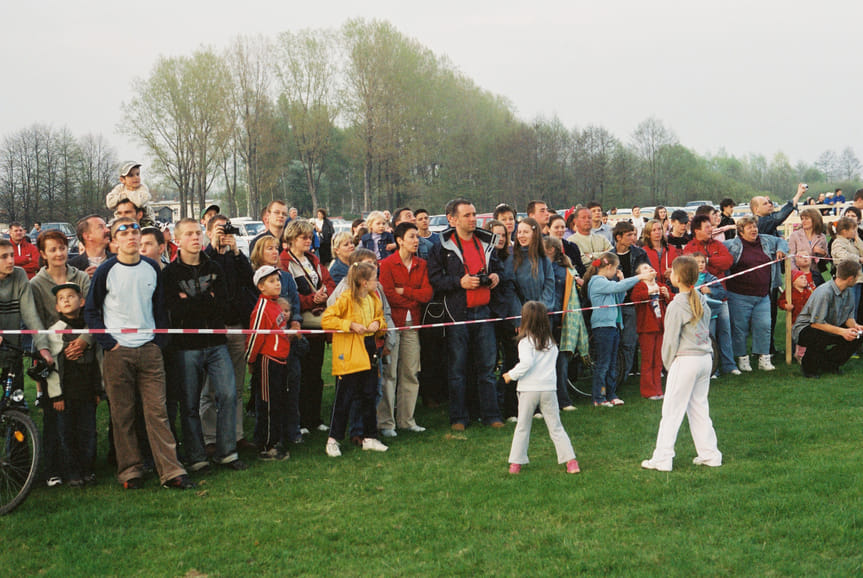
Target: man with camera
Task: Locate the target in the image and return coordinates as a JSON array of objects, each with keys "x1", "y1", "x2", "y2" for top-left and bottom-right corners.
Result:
[
  {"x1": 792, "y1": 259, "x2": 863, "y2": 378},
  {"x1": 428, "y1": 199, "x2": 505, "y2": 431},
  {"x1": 751, "y1": 183, "x2": 806, "y2": 238},
  {"x1": 201, "y1": 214, "x2": 260, "y2": 453}
]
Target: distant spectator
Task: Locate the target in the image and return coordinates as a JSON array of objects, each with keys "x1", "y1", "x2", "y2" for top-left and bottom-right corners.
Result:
[
  {"x1": 8, "y1": 221, "x2": 40, "y2": 279},
  {"x1": 29, "y1": 222, "x2": 42, "y2": 243},
  {"x1": 787, "y1": 208, "x2": 827, "y2": 271},
  {"x1": 751, "y1": 183, "x2": 806, "y2": 237},
  {"x1": 69, "y1": 215, "x2": 112, "y2": 277},
  {"x1": 568, "y1": 207, "x2": 612, "y2": 267},
  {"x1": 719, "y1": 198, "x2": 737, "y2": 240},
  {"x1": 249, "y1": 200, "x2": 289, "y2": 256},
  {"x1": 414, "y1": 208, "x2": 440, "y2": 259},
  {"x1": 666, "y1": 210, "x2": 691, "y2": 251},
  {"x1": 587, "y1": 201, "x2": 613, "y2": 244}
]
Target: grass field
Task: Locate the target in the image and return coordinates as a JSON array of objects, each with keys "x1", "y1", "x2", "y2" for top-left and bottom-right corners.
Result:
[{"x1": 4, "y1": 335, "x2": 863, "y2": 576}]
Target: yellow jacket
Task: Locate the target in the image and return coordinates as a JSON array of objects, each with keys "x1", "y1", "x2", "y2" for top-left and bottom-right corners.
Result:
[{"x1": 322, "y1": 290, "x2": 387, "y2": 376}]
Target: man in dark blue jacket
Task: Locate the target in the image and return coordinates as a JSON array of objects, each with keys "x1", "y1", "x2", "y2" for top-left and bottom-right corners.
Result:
[{"x1": 428, "y1": 199, "x2": 505, "y2": 431}]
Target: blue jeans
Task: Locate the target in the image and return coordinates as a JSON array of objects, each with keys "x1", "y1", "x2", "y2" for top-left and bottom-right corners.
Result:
[
  {"x1": 712, "y1": 301, "x2": 737, "y2": 373},
  {"x1": 619, "y1": 304, "x2": 638, "y2": 378},
  {"x1": 447, "y1": 307, "x2": 501, "y2": 426},
  {"x1": 176, "y1": 345, "x2": 238, "y2": 464},
  {"x1": 592, "y1": 326, "x2": 620, "y2": 403},
  {"x1": 727, "y1": 292, "x2": 771, "y2": 356}
]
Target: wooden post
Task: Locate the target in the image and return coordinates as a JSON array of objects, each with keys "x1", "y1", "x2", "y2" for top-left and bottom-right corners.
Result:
[{"x1": 785, "y1": 254, "x2": 793, "y2": 365}]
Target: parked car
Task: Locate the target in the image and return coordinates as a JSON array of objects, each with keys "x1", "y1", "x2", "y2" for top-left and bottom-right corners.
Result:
[
  {"x1": 428, "y1": 214, "x2": 449, "y2": 233},
  {"x1": 41, "y1": 222, "x2": 79, "y2": 255},
  {"x1": 229, "y1": 218, "x2": 265, "y2": 256}
]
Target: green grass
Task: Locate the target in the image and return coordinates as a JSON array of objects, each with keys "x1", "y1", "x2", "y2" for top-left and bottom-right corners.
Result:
[{"x1": 4, "y1": 338, "x2": 863, "y2": 576}]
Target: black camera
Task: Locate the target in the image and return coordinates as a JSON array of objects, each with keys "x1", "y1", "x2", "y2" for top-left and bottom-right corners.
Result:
[
  {"x1": 476, "y1": 271, "x2": 492, "y2": 287},
  {"x1": 221, "y1": 221, "x2": 240, "y2": 236},
  {"x1": 27, "y1": 359, "x2": 53, "y2": 383}
]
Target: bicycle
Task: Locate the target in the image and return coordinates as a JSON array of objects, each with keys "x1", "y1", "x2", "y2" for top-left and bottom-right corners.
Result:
[{"x1": 0, "y1": 342, "x2": 41, "y2": 515}]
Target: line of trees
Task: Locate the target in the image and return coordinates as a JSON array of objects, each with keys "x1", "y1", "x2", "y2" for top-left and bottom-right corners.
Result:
[{"x1": 2, "y1": 18, "x2": 862, "y2": 226}]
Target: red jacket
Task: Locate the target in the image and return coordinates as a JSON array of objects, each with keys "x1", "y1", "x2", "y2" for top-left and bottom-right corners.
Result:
[
  {"x1": 631, "y1": 280, "x2": 670, "y2": 334},
  {"x1": 11, "y1": 237, "x2": 40, "y2": 279},
  {"x1": 245, "y1": 296, "x2": 291, "y2": 363},
  {"x1": 778, "y1": 287, "x2": 812, "y2": 324},
  {"x1": 683, "y1": 237, "x2": 733, "y2": 279},
  {"x1": 641, "y1": 244, "x2": 679, "y2": 284},
  {"x1": 379, "y1": 252, "x2": 434, "y2": 327}
]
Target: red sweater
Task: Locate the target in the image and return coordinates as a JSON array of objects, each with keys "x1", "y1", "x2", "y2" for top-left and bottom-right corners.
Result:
[
  {"x1": 778, "y1": 287, "x2": 812, "y2": 324},
  {"x1": 11, "y1": 238, "x2": 40, "y2": 279},
  {"x1": 379, "y1": 252, "x2": 434, "y2": 327},
  {"x1": 631, "y1": 280, "x2": 670, "y2": 334},
  {"x1": 245, "y1": 296, "x2": 291, "y2": 363},
  {"x1": 683, "y1": 237, "x2": 733, "y2": 279}
]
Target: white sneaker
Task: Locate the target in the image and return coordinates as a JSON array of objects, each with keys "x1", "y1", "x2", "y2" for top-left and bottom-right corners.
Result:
[
  {"x1": 506, "y1": 416, "x2": 518, "y2": 423},
  {"x1": 317, "y1": 423, "x2": 331, "y2": 432},
  {"x1": 381, "y1": 428, "x2": 397, "y2": 438},
  {"x1": 693, "y1": 456, "x2": 722, "y2": 467},
  {"x1": 325, "y1": 440, "x2": 341, "y2": 458},
  {"x1": 299, "y1": 427, "x2": 310, "y2": 435},
  {"x1": 737, "y1": 356, "x2": 752, "y2": 372},
  {"x1": 641, "y1": 459, "x2": 672, "y2": 472},
  {"x1": 758, "y1": 355, "x2": 775, "y2": 371},
  {"x1": 362, "y1": 438, "x2": 389, "y2": 452},
  {"x1": 533, "y1": 412, "x2": 542, "y2": 419},
  {"x1": 561, "y1": 405, "x2": 577, "y2": 411},
  {"x1": 406, "y1": 424, "x2": 426, "y2": 432},
  {"x1": 729, "y1": 368, "x2": 742, "y2": 376}
]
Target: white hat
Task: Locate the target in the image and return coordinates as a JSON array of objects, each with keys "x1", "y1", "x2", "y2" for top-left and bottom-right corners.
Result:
[
  {"x1": 119, "y1": 161, "x2": 141, "y2": 177},
  {"x1": 253, "y1": 265, "x2": 280, "y2": 286}
]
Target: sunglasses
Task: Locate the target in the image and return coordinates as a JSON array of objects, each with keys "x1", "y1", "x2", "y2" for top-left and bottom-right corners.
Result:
[{"x1": 115, "y1": 223, "x2": 141, "y2": 233}]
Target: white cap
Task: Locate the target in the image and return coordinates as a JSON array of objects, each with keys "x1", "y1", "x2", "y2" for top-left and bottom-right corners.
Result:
[{"x1": 253, "y1": 265, "x2": 280, "y2": 286}]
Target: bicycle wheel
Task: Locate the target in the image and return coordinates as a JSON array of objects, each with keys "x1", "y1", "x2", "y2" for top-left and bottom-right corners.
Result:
[{"x1": 0, "y1": 409, "x2": 40, "y2": 515}]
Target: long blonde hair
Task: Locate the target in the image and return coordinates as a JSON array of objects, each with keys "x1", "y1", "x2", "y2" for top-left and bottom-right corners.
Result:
[
  {"x1": 672, "y1": 255, "x2": 703, "y2": 325},
  {"x1": 347, "y1": 261, "x2": 377, "y2": 304}
]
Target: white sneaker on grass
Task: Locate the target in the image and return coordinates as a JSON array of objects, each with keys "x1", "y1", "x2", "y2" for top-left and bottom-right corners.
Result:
[
  {"x1": 317, "y1": 423, "x2": 330, "y2": 432},
  {"x1": 758, "y1": 355, "x2": 775, "y2": 371},
  {"x1": 640, "y1": 459, "x2": 672, "y2": 472},
  {"x1": 381, "y1": 428, "x2": 397, "y2": 438},
  {"x1": 325, "y1": 440, "x2": 341, "y2": 458},
  {"x1": 362, "y1": 438, "x2": 389, "y2": 452},
  {"x1": 405, "y1": 424, "x2": 426, "y2": 432},
  {"x1": 737, "y1": 356, "x2": 752, "y2": 372}
]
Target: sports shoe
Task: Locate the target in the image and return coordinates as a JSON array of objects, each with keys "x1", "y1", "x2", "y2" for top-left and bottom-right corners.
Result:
[
  {"x1": 162, "y1": 474, "x2": 196, "y2": 490},
  {"x1": 220, "y1": 459, "x2": 249, "y2": 471},
  {"x1": 46, "y1": 476, "x2": 63, "y2": 487},
  {"x1": 506, "y1": 416, "x2": 518, "y2": 423},
  {"x1": 451, "y1": 423, "x2": 466, "y2": 431},
  {"x1": 648, "y1": 395, "x2": 664, "y2": 401},
  {"x1": 299, "y1": 427, "x2": 310, "y2": 435},
  {"x1": 68, "y1": 478, "x2": 85, "y2": 488},
  {"x1": 508, "y1": 463, "x2": 521, "y2": 474},
  {"x1": 406, "y1": 424, "x2": 426, "y2": 432},
  {"x1": 692, "y1": 456, "x2": 722, "y2": 467},
  {"x1": 758, "y1": 354, "x2": 775, "y2": 371},
  {"x1": 122, "y1": 477, "x2": 143, "y2": 490},
  {"x1": 609, "y1": 398, "x2": 625, "y2": 406},
  {"x1": 83, "y1": 473, "x2": 98, "y2": 486},
  {"x1": 317, "y1": 423, "x2": 330, "y2": 432},
  {"x1": 533, "y1": 412, "x2": 543, "y2": 419},
  {"x1": 489, "y1": 421, "x2": 506, "y2": 429},
  {"x1": 566, "y1": 459, "x2": 580, "y2": 474},
  {"x1": 259, "y1": 447, "x2": 289, "y2": 461},
  {"x1": 641, "y1": 459, "x2": 672, "y2": 472},
  {"x1": 188, "y1": 460, "x2": 211, "y2": 473},
  {"x1": 362, "y1": 438, "x2": 389, "y2": 452},
  {"x1": 594, "y1": 400, "x2": 613, "y2": 408},
  {"x1": 381, "y1": 428, "x2": 397, "y2": 438},
  {"x1": 561, "y1": 405, "x2": 577, "y2": 411},
  {"x1": 728, "y1": 368, "x2": 742, "y2": 376},
  {"x1": 325, "y1": 440, "x2": 342, "y2": 457},
  {"x1": 737, "y1": 356, "x2": 752, "y2": 372}
]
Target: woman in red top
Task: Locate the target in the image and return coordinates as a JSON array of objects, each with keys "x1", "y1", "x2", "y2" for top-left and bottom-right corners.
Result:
[
  {"x1": 640, "y1": 219, "x2": 678, "y2": 285},
  {"x1": 631, "y1": 262, "x2": 672, "y2": 399},
  {"x1": 378, "y1": 222, "x2": 434, "y2": 435},
  {"x1": 280, "y1": 220, "x2": 336, "y2": 432}
]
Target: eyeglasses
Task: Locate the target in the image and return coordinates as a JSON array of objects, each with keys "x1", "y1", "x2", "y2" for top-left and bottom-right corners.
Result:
[{"x1": 115, "y1": 223, "x2": 141, "y2": 233}]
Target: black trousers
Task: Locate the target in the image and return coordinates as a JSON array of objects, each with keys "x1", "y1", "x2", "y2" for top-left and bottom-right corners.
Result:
[{"x1": 797, "y1": 326, "x2": 859, "y2": 375}]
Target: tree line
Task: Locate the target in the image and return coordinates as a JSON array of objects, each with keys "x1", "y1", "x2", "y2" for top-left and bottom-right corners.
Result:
[{"x1": 2, "y1": 18, "x2": 862, "y2": 225}]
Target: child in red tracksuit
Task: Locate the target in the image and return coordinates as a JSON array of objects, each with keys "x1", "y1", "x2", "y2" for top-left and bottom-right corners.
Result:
[
  {"x1": 631, "y1": 262, "x2": 671, "y2": 399},
  {"x1": 246, "y1": 266, "x2": 292, "y2": 461},
  {"x1": 778, "y1": 269, "x2": 813, "y2": 363}
]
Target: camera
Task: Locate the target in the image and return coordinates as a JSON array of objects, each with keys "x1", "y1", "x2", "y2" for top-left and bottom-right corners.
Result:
[
  {"x1": 476, "y1": 271, "x2": 492, "y2": 287},
  {"x1": 221, "y1": 221, "x2": 240, "y2": 236},
  {"x1": 802, "y1": 183, "x2": 809, "y2": 190},
  {"x1": 27, "y1": 359, "x2": 53, "y2": 383}
]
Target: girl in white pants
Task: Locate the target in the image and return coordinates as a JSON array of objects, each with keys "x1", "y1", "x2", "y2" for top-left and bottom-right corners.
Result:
[
  {"x1": 642, "y1": 256, "x2": 723, "y2": 472},
  {"x1": 503, "y1": 301, "x2": 579, "y2": 475}
]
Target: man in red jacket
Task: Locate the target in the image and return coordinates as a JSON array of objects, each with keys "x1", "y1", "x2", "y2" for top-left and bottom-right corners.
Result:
[
  {"x1": 684, "y1": 214, "x2": 733, "y2": 279},
  {"x1": 9, "y1": 222, "x2": 40, "y2": 279},
  {"x1": 378, "y1": 222, "x2": 434, "y2": 436}
]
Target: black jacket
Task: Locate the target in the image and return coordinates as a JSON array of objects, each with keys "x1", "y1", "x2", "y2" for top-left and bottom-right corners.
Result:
[
  {"x1": 162, "y1": 252, "x2": 228, "y2": 350},
  {"x1": 204, "y1": 245, "x2": 257, "y2": 326},
  {"x1": 427, "y1": 227, "x2": 501, "y2": 322}
]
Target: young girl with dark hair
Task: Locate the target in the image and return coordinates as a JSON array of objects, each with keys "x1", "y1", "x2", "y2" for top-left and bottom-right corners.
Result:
[
  {"x1": 503, "y1": 301, "x2": 579, "y2": 475},
  {"x1": 585, "y1": 252, "x2": 654, "y2": 407},
  {"x1": 641, "y1": 256, "x2": 722, "y2": 472}
]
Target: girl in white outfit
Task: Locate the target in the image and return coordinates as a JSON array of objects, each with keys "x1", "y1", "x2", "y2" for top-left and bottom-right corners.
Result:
[
  {"x1": 642, "y1": 255, "x2": 723, "y2": 472},
  {"x1": 504, "y1": 301, "x2": 580, "y2": 475}
]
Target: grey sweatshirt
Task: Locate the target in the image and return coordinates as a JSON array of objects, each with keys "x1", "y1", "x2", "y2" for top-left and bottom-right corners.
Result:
[
  {"x1": 0, "y1": 267, "x2": 49, "y2": 352},
  {"x1": 661, "y1": 290, "x2": 712, "y2": 368}
]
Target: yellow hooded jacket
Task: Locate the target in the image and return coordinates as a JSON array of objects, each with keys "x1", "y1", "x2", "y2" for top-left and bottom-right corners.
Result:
[{"x1": 322, "y1": 290, "x2": 387, "y2": 376}]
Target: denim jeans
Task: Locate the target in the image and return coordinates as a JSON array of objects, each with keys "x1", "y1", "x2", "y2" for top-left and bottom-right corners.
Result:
[
  {"x1": 176, "y1": 345, "x2": 238, "y2": 464},
  {"x1": 712, "y1": 301, "x2": 737, "y2": 372},
  {"x1": 592, "y1": 326, "x2": 620, "y2": 403},
  {"x1": 447, "y1": 306, "x2": 501, "y2": 426},
  {"x1": 556, "y1": 350, "x2": 574, "y2": 408},
  {"x1": 619, "y1": 304, "x2": 638, "y2": 378},
  {"x1": 727, "y1": 292, "x2": 771, "y2": 356}
]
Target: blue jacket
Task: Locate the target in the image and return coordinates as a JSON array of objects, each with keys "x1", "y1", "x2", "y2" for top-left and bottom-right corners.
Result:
[
  {"x1": 360, "y1": 231, "x2": 396, "y2": 261},
  {"x1": 587, "y1": 275, "x2": 642, "y2": 329},
  {"x1": 724, "y1": 234, "x2": 788, "y2": 290},
  {"x1": 757, "y1": 200, "x2": 796, "y2": 237},
  {"x1": 417, "y1": 233, "x2": 439, "y2": 261},
  {"x1": 550, "y1": 261, "x2": 567, "y2": 312},
  {"x1": 489, "y1": 251, "x2": 521, "y2": 321},
  {"x1": 512, "y1": 247, "x2": 555, "y2": 310}
]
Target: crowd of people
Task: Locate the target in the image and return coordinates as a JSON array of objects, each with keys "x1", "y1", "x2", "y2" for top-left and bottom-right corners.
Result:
[{"x1": 4, "y1": 161, "x2": 863, "y2": 487}]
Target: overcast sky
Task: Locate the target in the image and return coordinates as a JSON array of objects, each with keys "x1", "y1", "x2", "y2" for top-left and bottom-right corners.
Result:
[{"x1": 2, "y1": 0, "x2": 860, "y2": 167}]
